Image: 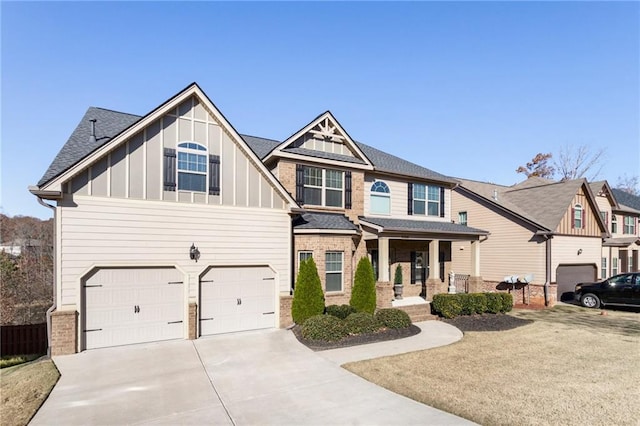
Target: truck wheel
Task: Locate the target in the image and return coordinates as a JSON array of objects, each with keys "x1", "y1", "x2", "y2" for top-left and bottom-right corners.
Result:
[{"x1": 581, "y1": 293, "x2": 601, "y2": 309}]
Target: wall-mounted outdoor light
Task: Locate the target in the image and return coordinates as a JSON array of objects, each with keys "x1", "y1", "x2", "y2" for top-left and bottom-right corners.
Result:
[
  {"x1": 190, "y1": 243, "x2": 200, "y2": 262},
  {"x1": 577, "y1": 248, "x2": 583, "y2": 255}
]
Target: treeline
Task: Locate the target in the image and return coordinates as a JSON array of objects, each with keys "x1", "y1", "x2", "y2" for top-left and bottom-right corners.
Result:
[{"x1": 1, "y1": 214, "x2": 54, "y2": 325}]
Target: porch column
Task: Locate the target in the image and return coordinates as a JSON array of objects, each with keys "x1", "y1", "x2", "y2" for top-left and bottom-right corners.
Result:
[
  {"x1": 470, "y1": 239, "x2": 480, "y2": 276},
  {"x1": 428, "y1": 239, "x2": 440, "y2": 281},
  {"x1": 379, "y1": 237, "x2": 390, "y2": 282}
]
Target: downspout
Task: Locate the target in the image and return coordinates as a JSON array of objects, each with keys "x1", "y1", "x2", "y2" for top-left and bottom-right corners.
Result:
[
  {"x1": 36, "y1": 196, "x2": 56, "y2": 357},
  {"x1": 545, "y1": 236, "x2": 552, "y2": 307}
]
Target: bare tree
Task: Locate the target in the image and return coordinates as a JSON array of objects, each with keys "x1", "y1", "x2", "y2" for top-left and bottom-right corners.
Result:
[
  {"x1": 516, "y1": 153, "x2": 555, "y2": 178},
  {"x1": 554, "y1": 145, "x2": 605, "y2": 181},
  {"x1": 616, "y1": 174, "x2": 640, "y2": 196}
]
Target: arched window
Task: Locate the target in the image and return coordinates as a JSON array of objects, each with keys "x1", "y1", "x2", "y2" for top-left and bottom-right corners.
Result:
[
  {"x1": 370, "y1": 181, "x2": 390, "y2": 215},
  {"x1": 177, "y1": 142, "x2": 207, "y2": 192},
  {"x1": 573, "y1": 204, "x2": 583, "y2": 229}
]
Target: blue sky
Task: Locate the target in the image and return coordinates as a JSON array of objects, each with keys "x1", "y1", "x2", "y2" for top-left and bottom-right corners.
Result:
[{"x1": 2, "y1": 1, "x2": 639, "y2": 219}]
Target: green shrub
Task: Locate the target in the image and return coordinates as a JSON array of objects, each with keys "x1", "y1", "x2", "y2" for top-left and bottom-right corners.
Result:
[
  {"x1": 292, "y1": 258, "x2": 325, "y2": 324},
  {"x1": 301, "y1": 314, "x2": 348, "y2": 342},
  {"x1": 325, "y1": 304, "x2": 357, "y2": 320},
  {"x1": 344, "y1": 312, "x2": 382, "y2": 335},
  {"x1": 394, "y1": 264, "x2": 403, "y2": 284},
  {"x1": 499, "y1": 293, "x2": 513, "y2": 312},
  {"x1": 350, "y1": 257, "x2": 377, "y2": 314},
  {"x1": 375, "y1": 308, "x2": 411, "y2": 329},
  {"x1": 432, "y1": 294, "x2": 463, "y2": 319},
  {"x1": 469, "y1": 293, "x2": 488, "y2": 314},
  {"x1": 485, "y1": 293, "x2": 503, "y2": 314}
]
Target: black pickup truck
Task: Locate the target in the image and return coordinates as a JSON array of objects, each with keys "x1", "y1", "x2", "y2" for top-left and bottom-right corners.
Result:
[{"x1": 574, "y1": 273, "x2": 640, "y2": 308}]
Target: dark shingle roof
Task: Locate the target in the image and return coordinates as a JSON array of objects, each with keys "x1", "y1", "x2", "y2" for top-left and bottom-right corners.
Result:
[
  {"x1": 360, "y1": 217, "x2": 488, "y2": 235},
  {"x1": 282, "y1": 147, "x2": 367, "y2": 165},
  {"x1": 240, "y1": 134, "x2": 279, "y2": 159},
  {"x1": 293, "y1": 212, "x2": 359, "y2": 231},
  {"x1": 38, "y1": 107, "x2": 141, "y2": 186},
  {"x1": 612, "y1": 188, "x2": 640, "y2": 212}
]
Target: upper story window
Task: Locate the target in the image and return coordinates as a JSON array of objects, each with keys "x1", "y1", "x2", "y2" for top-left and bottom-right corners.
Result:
[
  {"x1": 370, "y1": 181, "x2": 390, "y2": 215},
  {"x1": 573, "y1": 204, "x2": 583, "y2": 229},
  {"x1": 458, "y1": 211, "x2": 468, "y2": 226},
  {"x1": 599, "y1": 211, "x2": 608, "y2": 225},
  {"x1": 177, "y1": 142, "x2": 207, "y2": 192},
  {"x1": 623, "y1": 216, "x2": 636, "y2": 235},
  {"x1": 297, "y1": 165, "x2": 351, "y2": 208},
  {"x1": 612, "y1": 215, "x2": 618, "y2": 234},
  {"x1": 410, "y1": 183, "x2": 443, "y2": 217}
]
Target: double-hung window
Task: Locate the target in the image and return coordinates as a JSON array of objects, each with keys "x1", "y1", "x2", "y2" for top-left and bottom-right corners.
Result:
[
  {"x1": 413, "y1": 184, "x2": 441, "y2": 216},
  {"x1": 623, "y1": 216, "x2": 636, "y2": 235},
  {"x1": 573, "y1": 204, "x2": 583, "y2": 229},
  {"x1": 303, "y1": 167, "x2": 343, "y2": 208},
  {"x1": 612, "y1": 257, "x2": 618, "y2": 275},
  {"x1": 298, "y1": 251, "x2": 313, "y2": 266},
  {"x1": 325, "y1": 252, "x2": 343, "y2": 292},
  {"x1": 601, "y1": 257, "x2": 607, "y2": 279},
  {"x1": 458, "y1": 211, "x2": 468, "y2": 226},
  {"x1": 177, "y1": 142, "x2": 207, "y2": 192},
  {"x1": 611, "y1": 215, "x2": 618, "y2": 234}
]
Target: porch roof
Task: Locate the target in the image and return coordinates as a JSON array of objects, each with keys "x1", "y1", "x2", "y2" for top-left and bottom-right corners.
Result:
[
  {"x1": 603, "y1": 236, "x2": 640, "y2": 247},
  {"x1": 293, "y1": 212, "x2": 359, "y2": 233},
  {"x1": 359, "y1": 217, "x2": 489, "y2": 236}
]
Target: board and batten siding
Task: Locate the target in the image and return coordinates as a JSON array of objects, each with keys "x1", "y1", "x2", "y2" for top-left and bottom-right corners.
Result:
[
  {"x1": 550, "y1": 235, "x2": 601, "y2": 282},
  {"x1": 67, "y1": 95, "x2": 284, "y2": 211},
  {"x1": 56, "y1": 196, "x2": 291, "y2": 310},
  {"x1": 363, "y1": 174, "x2": 451, "y2": 222},
  {"x1": 451, "y1": 189, "x2": 546, "y2": 283},
  {"x1": 555, "y1": 190, "x2": 601, "y2": 237}
]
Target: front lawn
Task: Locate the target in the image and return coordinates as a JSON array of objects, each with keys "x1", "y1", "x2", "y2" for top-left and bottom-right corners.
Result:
[
  {"x1": 0, "y1": 358, "x2": 59, "y2": 426},
  {"x1": 344, "y1": 305, "x2": 639, "y2": 426}
]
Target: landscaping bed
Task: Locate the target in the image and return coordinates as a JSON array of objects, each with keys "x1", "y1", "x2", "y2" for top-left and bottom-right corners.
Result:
[
  {"x1": 292, "y1": 323, "x2": 421, "y2": 351},
  {"x1": 442, "y1": 313, "x2": 533, "y2": 332}
]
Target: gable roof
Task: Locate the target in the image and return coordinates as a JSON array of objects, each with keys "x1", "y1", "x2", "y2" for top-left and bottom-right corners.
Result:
[
  {"x1": 35, "y1": 83, "x2": 297, "y2": 207},
  {"x1": 38, "y1": 108, "x2": 140, "y2": 186},
  {"x1": 589, "y1": 180, "x2": 619, "y2": 209},
  {"x1": 457, "y1": 177, "x2": 608, "y2": 234},
  {"x1": 611, "y1": 188, "x2": 640, "y2": 213},
  {"x1": 293, "y1": 212, "x2": 359, "y2": 233}
]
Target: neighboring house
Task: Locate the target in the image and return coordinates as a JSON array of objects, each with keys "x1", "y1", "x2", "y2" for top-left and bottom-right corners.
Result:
[
  {"x1": 31, "y1": 83, "x2": 489, "y2": 354},
  {"x1": 452, "y1": 177, "x2": 610, "y2": 305},
  {"x1": 0, "y1": 238, "x2": 42, "y2": 257},
  {"x1": 605, "y1": 187, "x2": 640, "y2": 275}
]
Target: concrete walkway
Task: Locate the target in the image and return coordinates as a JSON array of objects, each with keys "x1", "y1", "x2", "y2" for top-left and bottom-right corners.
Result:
[{"x1": 32, "y1": 321, "x2": 472, "y2": 425}]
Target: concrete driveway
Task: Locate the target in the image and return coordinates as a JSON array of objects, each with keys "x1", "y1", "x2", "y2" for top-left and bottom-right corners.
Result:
[{"x1": 32, "y1": 324, "x2": 473, "y2": 425}]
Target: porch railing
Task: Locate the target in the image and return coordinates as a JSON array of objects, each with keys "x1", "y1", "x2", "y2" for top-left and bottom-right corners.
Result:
[{"x1": 454, "y1": 274, "x2": 470, "y2": 294}]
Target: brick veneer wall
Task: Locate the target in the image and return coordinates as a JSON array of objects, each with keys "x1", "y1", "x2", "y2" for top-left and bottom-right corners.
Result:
[
  {"x1": 471, "y1": 281, "x2": 557, "y2": 308},
  {"x1": 51, "y1": 309, "x2": 78, "y2": 355},
  {"x1": 188, "y1": 303, "x2": 197, "y2": 339},
  {"x1": 279, "y1": 294, "x2": 293, "y2": 328}
]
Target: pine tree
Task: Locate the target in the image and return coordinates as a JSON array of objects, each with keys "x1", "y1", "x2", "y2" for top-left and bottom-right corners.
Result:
[
  {"x1": 350, "y1": 257, "x2": 376, "y2": 314},
  {"x1": 291, "y1": 257, "x2": 325, "y2": 324}
]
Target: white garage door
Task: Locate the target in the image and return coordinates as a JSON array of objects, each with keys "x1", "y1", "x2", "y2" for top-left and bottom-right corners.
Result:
[
  {"x1": 200, "y1": 266, "x2": 276, "y2": 336},
  {"x1": 83, "y1": 267, "x2": 184, "y2": 350}
]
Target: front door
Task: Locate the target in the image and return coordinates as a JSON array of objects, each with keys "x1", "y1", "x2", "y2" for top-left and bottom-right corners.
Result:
[{"x1": 411, "y1": 251, "x2": 427, "y2": 285}]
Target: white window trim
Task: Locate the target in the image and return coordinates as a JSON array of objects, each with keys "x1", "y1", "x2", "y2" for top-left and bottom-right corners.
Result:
[
  {"x1": 612, "y1": 257, "x2": 619, "y2": 275},
  {"x1": 413, "y1": 184, "x2": 441, "y2": 217},
  {"x1": 370, "y1": 181, "x2": 391, "y2": 215},
  {"x1": 623, "y1": 216, "x2": 636, "y2": 235},
  {"x1": 177, "y1": 141, "x2": 208, "y2": 193},
  {"x1": 325, "y1": 251, "x2": 344, "y2": 292},
  {"x1": 601, "y1": 257, "x2": 607, "y2": 279},
  {"x1": 298, "y1": 251, "x2": 313, "y2": 267},
  {"x1": 612, "y1": 215, "x2": 618, "y2": 234},
  {"x1": 304, "y1": 167, "x2": 344, "y2": 208},
  {"x1": 574, "y1": 204, "x2": 583, "y2": 229},
  {"x1": 459, "y1": 211, "x2": 468, "y2": 226}
]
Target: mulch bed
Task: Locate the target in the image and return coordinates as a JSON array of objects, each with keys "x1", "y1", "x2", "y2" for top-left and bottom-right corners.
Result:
[
  {"x1": 292, "y1": 314, "x2": 534, "y2": 350},
  {"x1": 442, "y1": 313, "x2": 534, "y2": 332},
  {"x1": 292, "y1": 324, "x2": 422, "y2": 351}
]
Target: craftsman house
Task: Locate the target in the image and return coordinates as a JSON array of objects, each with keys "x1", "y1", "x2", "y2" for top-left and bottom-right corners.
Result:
[
  {"x1": 32, "y1": 83, "x2": 488, "y2": 354},
  {"x1": 451, "y1": 177, "x2": 610, "y2": 305}
]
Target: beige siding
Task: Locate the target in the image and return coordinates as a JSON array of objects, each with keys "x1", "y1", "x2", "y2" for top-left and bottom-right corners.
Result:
[
  {"x1": 65, "y1": 94, "x2": 286, "y2": 210},
  {"x1": 57, "y1": 196, "x2": 291, "y2": 307},
  {"x1": 364, "y1": 174, "x2": 451, "y2": 222},
  {"x1": 451, "y1": 189, "x2": 546, "y2": 283},
  {"x1": 551, "y1": 235, "x2": 601, "y2": 282}
]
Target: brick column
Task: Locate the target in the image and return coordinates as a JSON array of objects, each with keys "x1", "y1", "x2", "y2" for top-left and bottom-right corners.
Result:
[
  {"x1": 188, "y1": 303, "x2": 198, "y2": 340},
  {"x1": 279, "y1": 295, "x2": 294, "y2": 328},
  {"x1": 51, "y1": 310, "x2": 78, "y2": 355}
]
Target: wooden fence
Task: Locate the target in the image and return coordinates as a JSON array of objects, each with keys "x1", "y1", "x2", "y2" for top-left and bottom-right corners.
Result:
[{"x1": 1, "y1": 323, "x2": 48, "y2": 356}]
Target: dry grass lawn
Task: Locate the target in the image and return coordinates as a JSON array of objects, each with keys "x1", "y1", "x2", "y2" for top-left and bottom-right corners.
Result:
[
  {"x1": 0, "y1": 358, "x2": 59, "y2": 426},
  {"x1": 345, "y1": 305, "x2": 640, "y2": 426}
]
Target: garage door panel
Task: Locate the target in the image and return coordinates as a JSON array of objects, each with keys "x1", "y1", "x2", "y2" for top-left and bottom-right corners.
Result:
[
  {"x1": 200, "y1": 266, "x2": 276, "y2": 336},
  {"x1": 84, "y1": 267, "x2": 184, "y2": 350},
  {"x1": 556, "y1": 264, "x2": 597, "y2": 302}
]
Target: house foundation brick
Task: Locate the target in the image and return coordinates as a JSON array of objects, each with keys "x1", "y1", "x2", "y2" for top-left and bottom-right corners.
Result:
[
  {"x1": 376, "y1": 282, "x2": 394, "y2": 308},
  {"x1": 51, "y1": 309, "x2": 78, "y2": 355},
  {"x1": 279, "y1": 295, "x2": 293, "y2": 328},
  {"x1": 188, "y1": 303, "x2": 197, "y2": 339}
]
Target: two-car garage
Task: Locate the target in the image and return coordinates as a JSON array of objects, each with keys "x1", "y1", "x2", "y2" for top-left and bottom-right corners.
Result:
[{"x1": 82, "y1": 266, "x2": 277, "y2": 351}]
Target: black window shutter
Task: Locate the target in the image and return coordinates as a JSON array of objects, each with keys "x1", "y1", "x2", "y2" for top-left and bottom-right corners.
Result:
[
  {"x1": 410, "y1": 251, "x2": 416, "y2": 284},
  {"x1": 571, "y1": 208, "x2": 575, "y2": 229},
  {"x1": 345, "y1": 171, "x2": 352, "y2": 209},
  {"x1": 295, "y1": 164, "x2": 305, "y2": 204},
  {"x1": 163, "y1": 148, "x2": 176, "y2": 191},
  {"x1": 408, "y1": 183, "x2": 413, "y2": 215},
  {"x1": 208, "y1": 154, "x2": 220, "y2": 195},
  {"x1": 440, "y1": 187, "x2": 445, "y2": 218}
]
